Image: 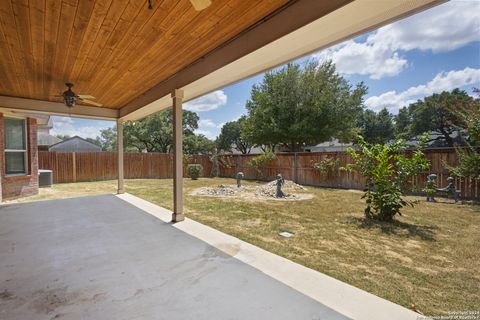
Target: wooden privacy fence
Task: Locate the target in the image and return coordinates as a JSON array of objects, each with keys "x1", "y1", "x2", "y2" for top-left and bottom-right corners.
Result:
[
  {"x1": 38, "y1": 149, "x2": 479, "y2": 199},
  {"x1": 218, "y1": 148, "x2": 479, "y2": 200},
  {"x1": 38, "y1": 151, "x2": 212, "y2": 183}
]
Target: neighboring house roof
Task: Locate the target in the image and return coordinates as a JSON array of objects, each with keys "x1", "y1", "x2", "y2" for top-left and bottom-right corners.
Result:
[
  {"x1": 38, "y1": 133, "x2": 62, "y2": 146},
  {"x1": 230, "y1": 145, "x2": 263, "y2": 155},
  {"x1": 303, "y1": 139, "x2": 353, "y2": 153},
  {"x1": 406, "y1": 131, "x2": 465, "y2": 148},
  {"x1": 49, "y1": 136, "x2": 101, "y2": 152}
]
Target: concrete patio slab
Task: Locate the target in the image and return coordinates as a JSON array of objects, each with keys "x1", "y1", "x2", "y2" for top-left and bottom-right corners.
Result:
[
  {"x1": 118, "y1": 193, "x2": 420, "y2": 320},
  {"x1": 0, "y1": 194, "x2": 348, "y2": 320}
]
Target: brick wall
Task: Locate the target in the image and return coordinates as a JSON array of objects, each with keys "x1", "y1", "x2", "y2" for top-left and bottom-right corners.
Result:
[{"x1": 0, "y1": 114, "x2": 39, "y2": 200}]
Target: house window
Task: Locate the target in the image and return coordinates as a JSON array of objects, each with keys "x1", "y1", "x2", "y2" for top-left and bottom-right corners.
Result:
[{"x1": 4, "y1": 118, "x2": 27, "y2": 175}]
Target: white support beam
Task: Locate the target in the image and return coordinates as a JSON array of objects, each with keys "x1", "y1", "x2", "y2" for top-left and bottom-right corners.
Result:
[
  {"x1": 0, "y1": 96, "x2": 119, "y2": 120},
  {"x1": 172, "y1": 89, "x2": 184, "y2": 222},
  {"x1": 117, "y1": 119, "x2": 125, "y2": 194}
]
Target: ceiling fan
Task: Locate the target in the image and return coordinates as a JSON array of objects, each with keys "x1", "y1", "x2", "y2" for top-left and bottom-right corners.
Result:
[
  {"x1": 147, "y1": 0, "x2": 211, "y2": 11},
  {"x1": 56, "y1": 83, "x2": 102, "y2": 108}
]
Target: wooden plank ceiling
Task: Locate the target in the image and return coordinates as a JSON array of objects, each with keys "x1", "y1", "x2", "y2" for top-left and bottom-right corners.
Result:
[{"x1": 0, "y1": 0, "x2": 290, "y2": 109}]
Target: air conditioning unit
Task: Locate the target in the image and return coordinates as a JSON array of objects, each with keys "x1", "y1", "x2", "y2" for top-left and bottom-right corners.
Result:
[{"x1": 38, "y1": 169, "x2": 53, "y2": 187}]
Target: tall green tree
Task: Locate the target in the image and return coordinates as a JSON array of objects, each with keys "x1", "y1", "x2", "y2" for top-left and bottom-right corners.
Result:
[
  {"x1": 243, "y1": 60, "x2": 367, "y2": 151},
  {"x1": 449, "y1": 88, "x2": 480, "y2": 178},
  {"x1": 394, "y1": 107, "x2": 411, "y2": 139},
  {"x1": 97, "y1": 127, "x2": 117, "y2": 151},
  {"x1": 184, "y1": 134, "x2": 215, "y2": 155},
  {"x1": 217, "y1": 116, "x2": 253, "y2": 154},
  {"x1": 123, "y1": 109, "x2": 199, "y2": 153},
  {"x1": 55, "y1": 134, "x2": 71, "y2": 141},
  {"x1": 401, "y1": 89, "x2": 473, "y2": 146},
  {"x1": 357, "y1": 108, "x2": 395, "y2": 144}
]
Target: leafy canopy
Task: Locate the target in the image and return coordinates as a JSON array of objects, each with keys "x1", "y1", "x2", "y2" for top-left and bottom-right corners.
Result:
[
  {"x1": 357, "y1": 108, "x2": 395, "y2": 145},
  {"x1": 396, "y1": 89, "x2": 474, "y2": 146},
  {"x1": 449, "y1": 88, "x2": 480, "y2": 178},
  {"x1": 242, "y1": 60, "x2": 367, "y2": 151},
  {"x1": 216, "y1": 116, "x2": 253, "y2": 154},
  {"x1": 123, "y1": 109, "x2": 199, "y2": 153}
]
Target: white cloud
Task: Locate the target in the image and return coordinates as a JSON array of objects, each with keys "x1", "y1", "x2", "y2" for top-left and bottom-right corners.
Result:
[
  {"x1": 194, "y1": 129, "x2": 216, "y2": 140},
  {"x1": 198, "y1": 119, "x2": 217, "y2": 128},
  {"x1": 365, "y1": 67, "x2": 480, "y2": 112},
  {"x1": 184, "y1": 90, "x2": 227, "y2": 112},
  {"x1": 50, "y1": 116, "x2": 115, "y2": 139},
  {"x1": 196, "y1": 119, "x2": 222, "y2": 139},
  {"x1": 315, "y1": 1, "x2": 480, "y2": 79},
  {"x1": 315, "y1": 40, "x2": 408, "y2": 79}
]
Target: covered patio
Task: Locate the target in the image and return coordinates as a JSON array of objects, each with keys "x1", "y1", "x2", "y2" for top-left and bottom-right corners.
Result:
[
  {"x1": 0, "y1": 0, "x2": 445, "y2": 319},
  {"x1": 0, "y1": 194, "x2": 419, "y2": 319},
  {"x1": 0, "y1": 0, "x2": 443, "y2": 212}
]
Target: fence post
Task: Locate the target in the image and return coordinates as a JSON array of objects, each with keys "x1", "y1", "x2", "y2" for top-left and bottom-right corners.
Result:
[
  {"x1": 72, "y1": 152, "x2": 76, "y2": 183},
  {"x1": 54, "y1": 152, "x2": 58, "y2": 183},
  {"x1": 236, "y1": 155, "x2": 240, "y2": 176},
  {"x1": 293, "y1": 152, "x2": 298, "y2": 183}
]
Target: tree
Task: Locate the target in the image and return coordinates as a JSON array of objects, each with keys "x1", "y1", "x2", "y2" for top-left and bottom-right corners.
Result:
[
  {"x1": 346, "y1": 136, "x2": 430, "y2": 222},
  {"x1": 401, "y1": 89, "x2": 473, "y2": 146},
  {"x1": 123, "y1": 109, "x2": 199, "y2": 153},
  {"x1": 55, "y1": 134, "x2": 71, "y2": 141},
  {"x1": 217, "y1": 116, "x2": 253, "y2": 154},
  {"x1": 357, "y1": 108, "x2": 395, "y2": 144},
  {"x1": 97, "y1": 127, "x2": 117, "y2": 151},
  {"x1": 243, "y1": 60, "x2": 367, "y2": 151},
  {"x1": 184, "y1": 134, "x2": 215, "y2": 155},
  {"x1": 449, "y1": 88, "x2": 480, "y2": 178},
  {"x1": 394, "y1": 107, "x2": 411, "y2": 139}
]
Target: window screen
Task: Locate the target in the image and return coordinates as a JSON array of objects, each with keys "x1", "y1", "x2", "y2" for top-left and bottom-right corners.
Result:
[{"x1": 4, "y1": 118, "x2": 27, "y2": 175}]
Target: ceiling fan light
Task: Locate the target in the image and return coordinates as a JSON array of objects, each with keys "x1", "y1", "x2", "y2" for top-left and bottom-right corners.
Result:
[
  {"x1": 64, "y1": 95, "x2": 76, "y2": 108},
  {"x1": 190, "y1": 0, "x2": 212, "y2": 11}
]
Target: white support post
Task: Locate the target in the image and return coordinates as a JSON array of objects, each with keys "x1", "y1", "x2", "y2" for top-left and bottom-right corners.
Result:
[
  {"x1": 172, "y1": 89, "x2": 184, "y2": 222},
  {"x1": 117, "y1": 119, "x2": 125, "y2": 194}
]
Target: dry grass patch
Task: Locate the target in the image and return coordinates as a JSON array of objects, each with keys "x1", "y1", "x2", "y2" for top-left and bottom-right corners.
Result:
[{"x1": 9, "y1": 178, "x2": 480, "y2": 316}]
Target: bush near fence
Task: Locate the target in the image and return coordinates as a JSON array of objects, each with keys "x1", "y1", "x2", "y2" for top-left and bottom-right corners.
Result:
[{"x1": 38, "y1": 149, "x2": 479, "y2": 200}]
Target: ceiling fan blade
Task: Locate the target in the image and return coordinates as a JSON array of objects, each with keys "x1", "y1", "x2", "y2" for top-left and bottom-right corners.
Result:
[
  {"x1": 79, "y1": 98, "x2": 103, "y2": 107},
  {"x1": 77, "y1": 94, "x2": 96, "y2": 99},
  {"x1": 189, "y1": 0, "x2": 211, "y2": 11}
]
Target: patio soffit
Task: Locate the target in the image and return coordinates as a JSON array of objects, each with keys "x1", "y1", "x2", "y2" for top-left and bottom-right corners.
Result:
[
  {"x1": 0, "y1": 0, "x2": 351, "y2": 113},
  {"x1": 0, "y1": 0, "x2": 444, "y2": 120}
]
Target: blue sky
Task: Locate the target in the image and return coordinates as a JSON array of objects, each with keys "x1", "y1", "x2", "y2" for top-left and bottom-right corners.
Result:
[{"x1": 52, "y1": 0, "x2": 480, "y2": 140}]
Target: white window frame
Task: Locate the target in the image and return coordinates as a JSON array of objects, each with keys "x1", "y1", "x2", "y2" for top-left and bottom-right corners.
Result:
[{"x1": 4, "y1": 117, "x2": 28, "y2": 176}]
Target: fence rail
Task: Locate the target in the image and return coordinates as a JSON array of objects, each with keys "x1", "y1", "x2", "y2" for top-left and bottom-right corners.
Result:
[{"x1": 38, "y1": 149, "x2": 479, "y2": 200}]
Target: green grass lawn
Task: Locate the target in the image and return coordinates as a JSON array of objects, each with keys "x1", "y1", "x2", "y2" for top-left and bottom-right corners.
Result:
[{"x1": 9, "y1": 178, "x2": 480, "y2": 316}]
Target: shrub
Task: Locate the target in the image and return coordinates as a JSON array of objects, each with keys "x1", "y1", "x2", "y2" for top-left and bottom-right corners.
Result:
[
  {"x1": 248, "y1": 149, "x2": 277, "y2": 178},
  {"x1": 345, "y1": 136, "x2": 429, "y2": 222},
  {"x1": 183, "y1": 154, "x2": 193, "y2": 169},
  {"x1": 187, "y1": 164, "x2": 203, "y2": 180},
  {"x1": 450, "y1": 147, "x2": 480, "y2": 179},
  {"x1": 311, "y1": 157, "x2": 339, "y2": 177},
  {"x1": 209, "y1": 149, "x2": 233, "y2": 177},
  {"x1": 448, "y1": 90, "x2": 480, "y2": 179}
]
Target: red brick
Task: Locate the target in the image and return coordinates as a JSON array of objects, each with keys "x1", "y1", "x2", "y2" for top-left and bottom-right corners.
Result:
[{"x1": 0, "y1": 114, "x2": 39, "y2": 200}]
